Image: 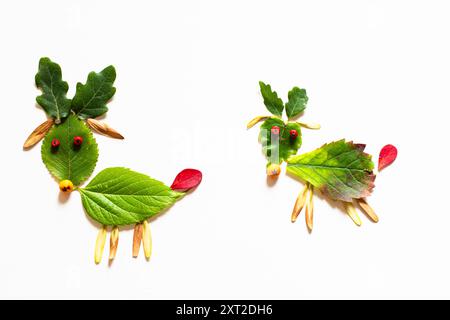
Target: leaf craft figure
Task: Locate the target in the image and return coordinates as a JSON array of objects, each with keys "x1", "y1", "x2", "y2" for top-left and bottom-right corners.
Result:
[
  {"x1": 24, "y1": 58, "x2": 202, "y2": 264},
  {"x1": 247, "y1": 82, "x2": 397, "y2": 231}
]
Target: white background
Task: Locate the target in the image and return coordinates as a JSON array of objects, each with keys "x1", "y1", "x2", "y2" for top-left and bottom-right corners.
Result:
[{"x1": 0, "y1": 0, "x2": 449, "y2": 299}]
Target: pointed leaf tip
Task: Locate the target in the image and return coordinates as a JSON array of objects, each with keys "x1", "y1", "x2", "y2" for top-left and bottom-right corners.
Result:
[
  {"x1": 378, "y1": 144, "x2": 398, "y2": 171},
  {"x1": 170, "y1": 169, "x2": 202, "y2": 191}
]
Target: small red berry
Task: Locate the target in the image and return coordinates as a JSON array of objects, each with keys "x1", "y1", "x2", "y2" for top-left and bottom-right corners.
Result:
[
  {"x1": 290, "y1": 129, "x2": 298, "y2": 140},
  {"x1": 73, "y1": 136, "x2": 83, "y2": 146},
  {"x1": 51, "y1": 138, "x2": 60, "y2": 148},
  {"x1": 271, "y1": 126, "x2": 280, "y2": 135}
]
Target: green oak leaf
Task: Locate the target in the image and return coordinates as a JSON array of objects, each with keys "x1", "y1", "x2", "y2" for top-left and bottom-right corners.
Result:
[
  {"x1": 71, "y1": 65, "x2": 116, "y2": 119},
  {"x1": 286, "y1": 140, "x2": 375, "y2": 202},
  {"x1": 259, "y1": 81, "x2": 284, "y2": 117},
  {"x1": 259, "y1": 118, "x2": 302, "y2": 164},
  {"x1": 35, "y1": 57, "x2": 72, "y2": 123},
  {"x1": 79, "y1": 167, "x2": 183, "y2": 226},
  {"x1": 285, "y1": 87, "x2": 308, "y2": 119},
  {"x1": 41, "y1": 114, "x2": 98, "y2": 186}
]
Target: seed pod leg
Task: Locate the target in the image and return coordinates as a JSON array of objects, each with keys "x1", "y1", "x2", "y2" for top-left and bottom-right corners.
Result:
[
  {"x1": 142, "y1": 221, "x2": 152, "y2": 260},
  {"x1": 305, "y1": 184, "x2": 314, "y2": 232},
  {"x1": 109, "y1": 226, "x2": 119, "y2": 260},
  {"x1": 356, "y1": 198, "x2": 379, "y2": 223},
  {"x1": 132, "y1": 223, "x2": 143, "y2": 258},
  {"x1": 94, "y1": 226, "x2": 107, "y2": 264},
  {"x1": 291, "y1": 184, "x2": 309, "y2": 223},
  {"x1": 343, "y1": 202, "x2": 362, "y2": 226}
]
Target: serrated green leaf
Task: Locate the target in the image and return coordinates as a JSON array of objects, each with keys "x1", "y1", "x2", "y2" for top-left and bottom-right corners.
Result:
[
  {"x1": 259, "y1": 81, "x2": 284, "y2": 116},
  {"x1": 79, "y1": 167, "x2": 183, "y2": 226},
  {"x1": 286, "y1": 140, "x2": 375, "y2": 202},
  {"x1": 41, "y1": 114, "x2": 98, "y2": 186},
  {"x1": 259, "y1": 118, "x2": 302, "y2": 164},
  {"x1": 285, "y1": 87, "x2": 308, "y2": 119},
  {"x1": 71, "y1": 65, "x2": 116, "y2": 119},
  {"x1": 35, "y1": 57, "x2": 71, "y2": 123}
]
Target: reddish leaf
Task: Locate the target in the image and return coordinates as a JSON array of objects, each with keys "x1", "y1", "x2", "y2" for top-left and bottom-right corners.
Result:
[
  {"x1": 378, "y1": 144, "x2": 398, "y2": 171},
  {"x1": 170, "y1": 169, "x2": 202, "y2": 191}
]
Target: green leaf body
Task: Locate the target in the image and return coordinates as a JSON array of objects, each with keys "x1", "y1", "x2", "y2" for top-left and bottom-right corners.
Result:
[
  {"x1": 79, "y1": 167, "x2": 184, "y2": 226},
  {"x1": 35, "y1": 57, "x2": 72, "y2": 123},
  {"x1": 71, "y1": 66, "x2": 116, "y2": 119},
  {"x1": 286, "y1": 140, "x2": 375, "y2": 202},
  {"x1": 41, "y1": 114, "x2": 99, "y2": 186},
  {"x1": 259, "y1": 81, "x2": 284, "y2": 117},
  {"x1": 259, "y1": 118, "x2": 302, "y2": 164},
  {"x1": 285, "y1": 87, "x2": 308, "y2": 119}
]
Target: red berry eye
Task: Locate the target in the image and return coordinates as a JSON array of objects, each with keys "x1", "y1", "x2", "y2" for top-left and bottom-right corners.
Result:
[
  {"x1": 51, "y1": 138, "x2": 60, "y2": 148},
  {"x1": 289, "y1": 129, "x2": 298, "y2": 139},
  {"x1": 73, "y1": 136, "x2": 83, "y2": 146},
  {"x1": 271, "y1": 126, "x2": 280, "y2": 135}
]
